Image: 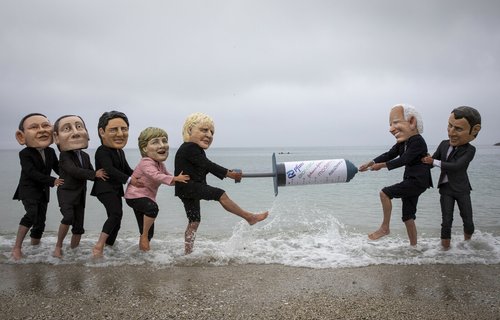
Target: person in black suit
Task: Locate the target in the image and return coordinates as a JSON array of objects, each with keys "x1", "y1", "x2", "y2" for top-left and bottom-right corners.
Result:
[
  {"x1": 422, "y1": 106, "x2": 481, "y2": 250},
  {"x1": 11, "y1": 113, "x2": 64, "y2": 260},
  {"x1": 52, "y1": 115, "x2": 108, "y2": 258},
  {"x1": 359, "y1": 104, "x2": 433, "y2": 246},
  {"x1": 175, "y1": 113, "x2": 269, "y2": 254},
  {"x1": 91, "y1": 111, "x2": 142, "y2": 257}
]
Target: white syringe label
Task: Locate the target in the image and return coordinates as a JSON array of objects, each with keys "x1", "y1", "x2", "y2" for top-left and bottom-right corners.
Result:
[{"x1": 282, "y1": 159, "x2": 348, "y2": 185}]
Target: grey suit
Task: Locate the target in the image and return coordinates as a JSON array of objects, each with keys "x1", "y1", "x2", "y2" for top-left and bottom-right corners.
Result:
[{"x1": 432, "y1": 140, "x2": 476, "y2": 239}]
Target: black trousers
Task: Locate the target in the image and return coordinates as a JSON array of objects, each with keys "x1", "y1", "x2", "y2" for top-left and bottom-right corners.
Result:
[
  {"x1": 20, "y1": 199, "x2": 48, "y2": 239},
  {"x1": 439, "y1": 183, "x2": 474, "y2": 239},
  {"x1": 125, "y1": 197, "x2": 158, "y2": 241},
  {"x1": 97, "y1": 193, "x2": 123, "y2": 246}
]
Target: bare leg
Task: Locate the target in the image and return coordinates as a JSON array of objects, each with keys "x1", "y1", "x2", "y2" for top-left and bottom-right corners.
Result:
[
  {"x1": 70, "y1": 234, "x2": 81, "y2": 249},
  {"x1": 218, "y1": 193, "x2": 269, "y2": 225},
  {"x1": 140, "y1": 216, "x2": 155, "y2": 251},
  {"x1": 441, "y1": 239, "x2": 451, "y2": 250},
  {"x1": 53, "y1": 224, "x2": 70, "y2": 258},
  {"x1": 464, "y1": 233, "x2": 472, "y2": 241},
  {"x1": 12, "y1": 225, "x2": 29, "y2": 261},
  {"x1": 31, "y1": 238, "x2": 41, "y2": 245},
  {"x1": 368, "y1": 191, "x2": 392, "y2": 240},
  {"x1": 404, "y1": 219, "x2": 417, "y2": 246},
  {"x1": 185, "y1": 221, "x2": 199, "y2": 255},
  {"x1": 93, "y1": 232, "x2": 109, "y2": 257}
]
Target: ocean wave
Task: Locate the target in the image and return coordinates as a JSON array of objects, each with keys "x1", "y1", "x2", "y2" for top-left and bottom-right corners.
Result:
[{"x1": 2, "y1": 224, "x2": 499, "y2": 268}]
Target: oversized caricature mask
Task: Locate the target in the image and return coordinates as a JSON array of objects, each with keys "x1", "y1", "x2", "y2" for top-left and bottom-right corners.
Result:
[
  {"x1": 389, "y1": 105, "x2": 421, "y2": 143},
  {"x1": 447, "y1": 106, "x2": 481, "y2": 147},
  {"x1": 182, "y1": 112, "x2": 215, "y2": 149},
  {"x1": 53, "y1": 115, "x2": 89, "y2": 151},
  {"x1": 15, "y1": 114, "x2": 54, "y2": 148},
  {"x1": 97, "y1": 111, "x2": 130, "y2": 149}
]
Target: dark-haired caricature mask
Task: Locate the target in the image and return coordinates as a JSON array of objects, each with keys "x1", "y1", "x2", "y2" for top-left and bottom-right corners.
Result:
[
  {"x1": 54, "y1": 116, "x2": 89, "y2": 151},
  {"x1": 99, "y1": 118, "x2": 129, "y2": 149},
  {"x1": 448, "y1": 113, "x2": 481, "y2": 147}
]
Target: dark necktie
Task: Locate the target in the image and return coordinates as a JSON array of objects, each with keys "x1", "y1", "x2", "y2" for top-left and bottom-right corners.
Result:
[
  {"x1": 117, "y1": 149, "x2": 124, "y2": 167},
  {"x1": 75, "y1": 150, "x2": 83, "y2": 167},
  {"x1": 38, "y1": 149, "x2": 46, "y2": 164},
  {"x1": 446, "y1": 146, "x2": 456, "y2": 161}
]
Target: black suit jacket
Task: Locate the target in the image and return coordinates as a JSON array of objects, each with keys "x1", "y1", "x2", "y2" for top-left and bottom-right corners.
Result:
[
  {"x1": 91, "y1": 145, "x2": 133, "y2": 197},
  {"x1": 432, "y1": 140, "x2": 475, "y2": 194},
  {"x1": 13, "y1": 146, "x2": 59, "y2": 202},
  {"x1": 374, "y1": 134, "x2": 433, "y2": 189},
  {"x1": 57, "y1": 150, "x2": 96, "y2": 206},
  {"x1": 174, "y1": 142, "x2": 227, "y2": 198}
]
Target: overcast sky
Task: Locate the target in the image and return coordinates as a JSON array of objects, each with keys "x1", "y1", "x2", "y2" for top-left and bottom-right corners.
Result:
[{"x1": 1, "y1": 0, "x2": 499, "y2": 150}]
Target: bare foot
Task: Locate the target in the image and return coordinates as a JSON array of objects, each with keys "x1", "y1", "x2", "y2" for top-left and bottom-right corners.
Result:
[
  {"x1": 53, "y1": 246, "x2": 63, "y2": 258},
  {"x1": 11, "y1": 248, "x2": 22, "y2": 261},
  {"x1": 139, "y1": 236, "x2": 150, "y2": 251},
  {"x1": 368, "y1": 228, "x2": 390, "y2": 240},
  {"x1": 248, "y1": 211, "x2": 269, "y2": 225},
  {"x1": 92, "y1": 245, "x2": 104, "y2": 258},
  {"x1": 31, "y1": 238, "x2": 41, "y2": 245}
]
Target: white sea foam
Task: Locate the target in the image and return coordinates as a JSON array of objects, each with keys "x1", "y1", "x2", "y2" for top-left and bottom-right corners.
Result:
[{"x1": 2, "y1": 223, "x2": 499, "y2": 268}]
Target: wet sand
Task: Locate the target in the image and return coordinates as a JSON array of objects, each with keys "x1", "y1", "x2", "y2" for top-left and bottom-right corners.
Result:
[{"x1": 0, "y1": 263, "x2": 499, "y2": 319}]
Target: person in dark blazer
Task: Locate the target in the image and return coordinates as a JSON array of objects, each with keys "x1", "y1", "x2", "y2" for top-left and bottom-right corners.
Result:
[
  {"x1": 175, "y1": 113, "x2": 268, "y2": 254},
  {"x1": 52, "y1": 115, "x2": 108, "y2": 258},
  {"x1": 359, "y1": 104, "x2": 433, "y2": 246},
  {"x1": 11, "y1": 113, "x2": 63, "y2": 260},
  {"x1": 91, "y1": 111, "x2": 142, "y2": 257},
  {"x1": 422, "y1": 106, "x2": 481, "y2": 250}
]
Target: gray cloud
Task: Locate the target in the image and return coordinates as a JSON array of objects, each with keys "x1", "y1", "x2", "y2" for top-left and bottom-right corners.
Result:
[{"x1": 1, "y1": 0, "x2": 499, "y2": 149}]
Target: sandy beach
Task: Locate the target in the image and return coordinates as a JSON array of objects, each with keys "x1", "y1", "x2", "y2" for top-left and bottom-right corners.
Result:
[{"x1": 0, "y1": 263, "x2": 499, "y2": 319}]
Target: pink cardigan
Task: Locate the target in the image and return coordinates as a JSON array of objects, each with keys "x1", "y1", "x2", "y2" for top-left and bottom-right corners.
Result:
[{"x1": 124, "y1": 157, "x2": 174, "y2": 202}]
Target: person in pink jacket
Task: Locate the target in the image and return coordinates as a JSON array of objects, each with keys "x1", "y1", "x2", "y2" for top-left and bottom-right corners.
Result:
[{"x1": 125, "y1": 127, "x2": 189, "y2": 251}]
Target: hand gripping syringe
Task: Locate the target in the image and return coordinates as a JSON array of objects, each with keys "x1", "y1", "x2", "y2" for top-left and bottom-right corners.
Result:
[{"x1": 236, "y1": 153, "x2": 358, "y2": 196}]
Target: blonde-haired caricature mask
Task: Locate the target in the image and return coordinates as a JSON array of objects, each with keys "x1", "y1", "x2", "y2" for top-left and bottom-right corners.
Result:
[
  {"x1": 182, "y1": 113, "x2": 215, "y2": 149},
  {"x1": 138, "y1": 127, "x2": 169, "y2": 162},
  {"x1": 15, "y1": 114, "x2": 53, "y2": 148},
  {"x1": 53, "y1": 116, "x2": 89, "y2": 151}
]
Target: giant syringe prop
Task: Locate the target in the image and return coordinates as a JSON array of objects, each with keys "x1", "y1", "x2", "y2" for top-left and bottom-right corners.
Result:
[{"x1": 236, "y1": 153, "x2": 358, "y2": 196}]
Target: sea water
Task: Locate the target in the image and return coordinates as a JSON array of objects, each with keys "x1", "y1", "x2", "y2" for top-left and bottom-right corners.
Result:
[{"x1": 1, "y1": 146, "x2": 499, "y2": 268}]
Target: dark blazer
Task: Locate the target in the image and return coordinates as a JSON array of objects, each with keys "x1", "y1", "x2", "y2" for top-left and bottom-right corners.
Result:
[
  {"x1": 432, "y1": 140, "x2": 475, "y2": 194},
  {"x1": 57, "y1": 150, "x2": 96, "y2": 206},
  {"x1": 374, "y1": 134, "x2": 433, "y2": 189},
  {"x1": 13, "y1": 146, "x2": 59, "y2": 202},
  {"x1": 174, "y1": 142, "x2": 227, "y2": 198},
  {"x1": 91, "y1": 145, "x2": 133, "y2": 197}
]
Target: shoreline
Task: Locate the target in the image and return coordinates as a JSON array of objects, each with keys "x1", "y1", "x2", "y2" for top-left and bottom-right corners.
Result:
[{"x1": 1, "y1": 263, "x2": 499, "y2": 319}]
